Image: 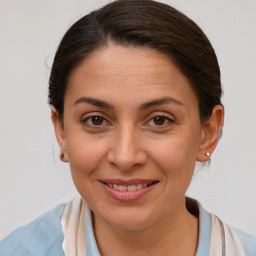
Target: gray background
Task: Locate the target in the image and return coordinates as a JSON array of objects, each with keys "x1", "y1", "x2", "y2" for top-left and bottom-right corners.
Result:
[{"x1": 0, "y1": 0, "x2": 255, "y2": 239}]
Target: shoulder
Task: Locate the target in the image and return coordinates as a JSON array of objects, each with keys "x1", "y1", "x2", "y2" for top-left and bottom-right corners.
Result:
[
  {"x1": 0, "y1": 203, "x2": 66, "y2": 256},
  {"x1": 212, "y1": 213, "x2": 256, "y2": 256},
  {"x1": 234, "y1": 227, "x2": 256, "y2": 256},
  {"x1": 192, "y1": 198, "x2": 256, "y2": 256}
]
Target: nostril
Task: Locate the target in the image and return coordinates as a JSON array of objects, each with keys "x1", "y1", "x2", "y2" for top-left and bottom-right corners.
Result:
[
  {"x1": 107, "y1": 148, "x2": 148, "y2": 170},
  {"x1": 107, "y1": 153, "x2": 145, "y2": 171}
]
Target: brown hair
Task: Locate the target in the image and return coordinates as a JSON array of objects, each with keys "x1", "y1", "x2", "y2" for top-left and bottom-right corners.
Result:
[{"x1": 48, "y1": 0, "x2": 223, "y2": 124}]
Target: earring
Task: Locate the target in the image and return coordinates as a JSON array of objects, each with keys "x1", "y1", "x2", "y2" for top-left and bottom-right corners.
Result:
[
  {"x1": 60, "y1": 153, "x2": 65, "y2": 159},
  {"x1": 206, "y1": 152, "x2": 210, "y2": 157}
]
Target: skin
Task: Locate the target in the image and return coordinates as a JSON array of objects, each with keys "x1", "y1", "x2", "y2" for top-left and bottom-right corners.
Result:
[{"x1": 52, "y1": 44, "x2": 223, "y2": 256}]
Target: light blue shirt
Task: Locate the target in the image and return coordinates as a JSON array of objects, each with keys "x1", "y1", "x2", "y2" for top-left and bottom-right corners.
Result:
[{"x1": 1, "y1": 201, "x2": 255, "y2": 255}]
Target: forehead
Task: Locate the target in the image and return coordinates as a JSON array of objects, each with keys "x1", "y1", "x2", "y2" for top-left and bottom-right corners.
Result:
[
  {"x1": 66, "y1": 44, "x2": 198, "y2": 109},
  {"x1": 70, "y1": 45, "x2": 183, "y2": 85}
]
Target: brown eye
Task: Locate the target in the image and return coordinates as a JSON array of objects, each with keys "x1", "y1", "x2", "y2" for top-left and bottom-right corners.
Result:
[
  {"x1": 83, "y1": 115, "x2": 108, "y2": 127},
  {"x1": 91, "y1": 116, "x2": 104, "y2": 125},
  {"x1": 145, "y1": 115, "x2": 173, "y2": 127},
  {"x1": 153, "y1": 116, "x2": 167, "y2": 125}
]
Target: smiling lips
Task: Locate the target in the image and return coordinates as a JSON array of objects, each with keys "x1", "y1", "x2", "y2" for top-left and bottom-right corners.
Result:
[
  {"x1": 100, "y1": 180, "x2": 159, "y2": 201},
  {"x1": 107, "y1": 183, "x2": 148, "y2": 191}
]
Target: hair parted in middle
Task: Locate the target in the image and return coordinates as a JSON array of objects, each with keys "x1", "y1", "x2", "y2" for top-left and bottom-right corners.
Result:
[{"x1": 49, "y1": 0, "x2": 223, "y2": 125}]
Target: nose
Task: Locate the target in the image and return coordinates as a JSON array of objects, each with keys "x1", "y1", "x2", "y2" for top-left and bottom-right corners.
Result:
[{"x1": 106, "y1": 125, "x2": 147, "y2": 171}]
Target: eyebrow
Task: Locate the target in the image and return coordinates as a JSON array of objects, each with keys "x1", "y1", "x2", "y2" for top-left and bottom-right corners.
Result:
[
  {"x1": 139, "y1": 97, "x2": 184, "y2": 110},
  {"x1": 73, "y1": 97, "x2": 114, "y2": 109},
  {"x1": 73, "y1": 96, "x2": 184, "y2": 110}
]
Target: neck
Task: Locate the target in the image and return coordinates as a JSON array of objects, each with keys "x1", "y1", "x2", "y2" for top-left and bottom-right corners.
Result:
[{"x1": 93, "y1": 197, "x2": 199, "y2": 256}]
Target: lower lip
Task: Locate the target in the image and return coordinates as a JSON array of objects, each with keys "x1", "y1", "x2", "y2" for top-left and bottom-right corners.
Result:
[{"x1": 101, "y1": 183, "x2": 157, "y2": 202}]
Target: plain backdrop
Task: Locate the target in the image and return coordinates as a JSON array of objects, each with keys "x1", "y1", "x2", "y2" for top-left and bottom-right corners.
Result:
[{"x1": 0, "y1": 0, "x2": 256, "y2": 239}]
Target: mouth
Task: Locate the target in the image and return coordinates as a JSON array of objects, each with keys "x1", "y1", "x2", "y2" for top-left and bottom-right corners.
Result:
[
  {"x1": 100, "y1": 181, "x2": 159, "y2": 192},
  {"x1": 99, "y1": 179, "x2": 159, "y2": 201}
]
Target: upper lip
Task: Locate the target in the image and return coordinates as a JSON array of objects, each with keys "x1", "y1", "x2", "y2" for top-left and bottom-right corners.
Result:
[{"x1": 99, "y1": 179, "x2": 159, "y2": 186}]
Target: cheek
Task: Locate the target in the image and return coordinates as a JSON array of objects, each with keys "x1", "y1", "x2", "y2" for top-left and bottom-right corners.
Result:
[
  {"x1": 149, "y1": 134, "x2": 199, "y2": 179},
  {"x1": 66, "y1": 135, "x2": 109, "y2": 207},
  {"x1": 67, "y1": 134, "x2": 108, "y2": 179}
]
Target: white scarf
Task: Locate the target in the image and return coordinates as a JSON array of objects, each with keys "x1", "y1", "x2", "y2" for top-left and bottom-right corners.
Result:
[
  {"x1": 60, "y1": 197, "x2": 245, "y2": 256},
  {"x1": 209, "y1": 215, "x2": 245, "y2": 256},
  {"x1": 61, "y1": 197, "x2": 87, "y2": 256}
]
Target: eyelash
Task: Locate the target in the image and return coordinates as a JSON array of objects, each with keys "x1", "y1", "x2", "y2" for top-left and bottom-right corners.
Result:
[
  {"x1": 81, "y1": 114, "x2": 174, "y2": 128},
  {"x1": 81, "y1": 115, "x2": 110, "y2": 127},
  {"x1": 145, "y1": 115, "x2": 174, "y2": 127}
]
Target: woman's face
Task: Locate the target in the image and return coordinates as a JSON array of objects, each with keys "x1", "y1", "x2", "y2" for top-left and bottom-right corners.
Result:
[{"x1": 56, "y1": 45, "x2": 207, "y2": 230}]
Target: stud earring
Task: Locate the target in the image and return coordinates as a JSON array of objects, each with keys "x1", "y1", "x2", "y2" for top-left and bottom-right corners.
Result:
[
  {"x1": 60, "y1": 153, "x2": 65, "y2": 159},
  {"x1": 206, "y1": 152, "x2": 210, "y2": 157}
]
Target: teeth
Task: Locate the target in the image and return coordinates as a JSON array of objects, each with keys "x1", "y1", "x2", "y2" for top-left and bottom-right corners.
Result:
[
  {"x1": 106, "y1": 183, "x2": 154, "y2": 191},
  {"x1": 136, "y1": 184, "x2": 142, "y2": 190},
  {"x1": 128, "y1": 184, "x2": 136, "y2": 191},
  {"x1": 119, "y1": 185, "x2": 126, "y2": 191}
]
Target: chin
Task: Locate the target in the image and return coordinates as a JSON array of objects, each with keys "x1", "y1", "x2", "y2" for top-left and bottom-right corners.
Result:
[
  {"x1": 106, "y1": 217, "x2": 153, "y2": 231},
  {"x1": 94, "y1": 206, "x2": 160, "y2": 231}
]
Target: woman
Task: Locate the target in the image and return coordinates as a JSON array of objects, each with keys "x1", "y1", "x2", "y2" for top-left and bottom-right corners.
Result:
[{"x1": 0, "y1": 0, "x2": 255, "y2": 255}]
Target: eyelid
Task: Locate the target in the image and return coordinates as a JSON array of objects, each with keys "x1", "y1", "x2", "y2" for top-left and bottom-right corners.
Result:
[
  {"x1": 81, "y1": 112, "x2": 112, "y2": 127},
  {"x1": 81, "y1": 111, "x2": 110, "y2": 120},
  {"x1": 144, "y1": 112, "x2": 175, "y2": 127},
  {"x1": 146, "y1": 111, "x2": 175, "y2": 120}
]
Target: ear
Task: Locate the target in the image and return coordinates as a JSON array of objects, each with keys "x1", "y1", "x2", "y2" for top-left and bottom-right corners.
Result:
[
  {"x1": 51, "y1": 108, "x2": 69, "y2": 162},
  {"x1": 196, "y1": 105, "x2": 224, "y2": 162}
]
